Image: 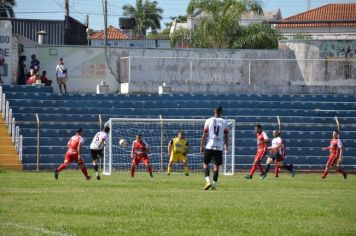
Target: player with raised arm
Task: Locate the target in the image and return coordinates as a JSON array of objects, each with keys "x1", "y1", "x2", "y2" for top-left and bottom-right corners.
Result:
[
  {"x1": 200, "y1": 106, "x2": 229, "y2": 191},
  {"x1": 131, "y1": 134, "x2": 153, "y2": 178},
  {"x1": 245, "y1": 124, "x2": 269, "y2": 179},
  {"x1": 321, "y1": 131, "x2": 347, "y2": 179},
  {"x1": 54, "y1": 128, "x2": 91, "y2": 180},
  {"x1": 260, "y1": 130, "x2": 295, "y2": 179},
  {"x1": 167, "y1": 131, "x2": 191, "y2": 176},
  {"x1": 90, "y1": 126, "x2": 110, "y2": 180}
]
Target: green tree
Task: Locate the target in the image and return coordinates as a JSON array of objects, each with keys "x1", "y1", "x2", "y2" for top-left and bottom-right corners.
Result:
[
  {"x1": 233, "y1": 23, "x2": 279, "y2": 49},
  {"x1": 172, "y1": 0, "x2": 278, "y2": 49},
  {"x1": 0, "y1": 0, "x2": 16, "y2": 18},
  {"x1": 122, "y1": 0, "x2": 163, "y2": 38}
]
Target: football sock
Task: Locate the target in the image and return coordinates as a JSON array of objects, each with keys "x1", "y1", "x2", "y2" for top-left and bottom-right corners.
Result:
[
  {"x1": 249, "y1": 165, "x2": 256, "y2": 177},
  {"x1": 204, "y1": 167, "x2": 210, "y2": 177},
  {"x1": 337, "y1": 168, "x2": 346, "y2": 175},
  {"x1": 167, "y1": 165, "x2": 172, "y2": 174},
  {"x1": 131, "y1": 165, "x2": 135, "y2": 177},
  {"x1": 213, "y1": 171, "x2": 219, "y2": 182},
  {"x1": 205, "y1": 176, "x2": 210, "y2": 183},
  {"x1": 264, "y1": 164, "x2": 271, "y2": 174},
  {"x1": 274, "y1": 165, "x2": 279, "y2": 176},
  {"x1": 57, "y1": 163, "x2": 67, "y2": 172},
  {"x1": 212, "y1": 181, "x2": 217, "y2": 188},
  {"x1": 147, "y1": 165, "x2": 153, "y2": 176},
  {"x1": 80, "y1": 166, "x2": 89, "y2": 177},
  {"x1": 93, "y1": 164, "x2": 99, "y2": 177},
  {"x1": 258, "y1": 163, "x2": 264, "y2": 173},
  {"x1": 183, "y1": 166, "x2": 189, "y2": 175},
  {"x1": 283, "y1": 164, "x2": 293, "y2": 172}
]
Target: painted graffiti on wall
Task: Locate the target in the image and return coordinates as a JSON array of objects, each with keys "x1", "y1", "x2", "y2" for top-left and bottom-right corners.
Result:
[
  {"x1": 81, "y1": 64, "x2": 106, "y2": 78},
  {"x1": 320, "y1": 41, "x2": 356, "y2": 58}
]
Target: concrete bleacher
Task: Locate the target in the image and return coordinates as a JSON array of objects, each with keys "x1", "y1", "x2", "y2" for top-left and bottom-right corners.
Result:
[{"x1": 1, "y1": 85, "x2": 356, "y2": 172}]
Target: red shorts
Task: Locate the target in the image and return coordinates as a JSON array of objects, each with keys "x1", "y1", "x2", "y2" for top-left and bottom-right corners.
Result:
[
  {"x1": 132, "y1": 156, "x2": 150, "y2": 165},
  {"x1": 326, "y1": 153, "x2": 339, "y2": 167},
  {"x1": 254, "y1": 149, "x2": 266, "y2": 162},
  {"x1": 64, "y1": 152, "x2": 84, "y2": 165}
]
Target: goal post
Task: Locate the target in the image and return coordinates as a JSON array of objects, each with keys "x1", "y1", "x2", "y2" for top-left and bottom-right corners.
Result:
[{"x1": 103, "y1": 118, "x2": 235, "y2": 176}]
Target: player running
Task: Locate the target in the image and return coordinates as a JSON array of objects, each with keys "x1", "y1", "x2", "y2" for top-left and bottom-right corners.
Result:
[
  {"x1": 54, "y1": 128, "x2": 91, "y2": 180},
  {"x1": 260, "y1": 130, "x2": 295, "y2": 179},
  {"x1": 321, "y1": 131, "x2": 347, "y2": 179},
  {"x1": 131, "y1": 134, "x2": 153, "y2": 178},
  {"x1": 167, "y1": 131, "x2": 191, "y2": 176},
  {"x1": 89, "y1": 126, "x2": 110, "y2": 180},
  {"x1": 245, "y1": 124, "x2": 269, "y2": 179},
  {"x1": 200, "y1": 106, "x2": 229, "y2": 190}
]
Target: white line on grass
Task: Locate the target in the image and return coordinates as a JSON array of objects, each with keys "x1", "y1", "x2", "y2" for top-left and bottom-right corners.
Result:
[{"x1": 2, "y1": 222, "x2": 74, "y2": 236}]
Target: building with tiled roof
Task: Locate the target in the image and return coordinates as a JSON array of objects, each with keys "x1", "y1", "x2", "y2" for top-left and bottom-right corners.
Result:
[
  {"x1": 88, "y1": 25, "x2": 170, "y2": 48},
  {"x1": 89, "y1": 25, "x2": 131, "y2": 46},
  {"x1": 276, "y1": 3, "x2": 356, "y2": 39}
]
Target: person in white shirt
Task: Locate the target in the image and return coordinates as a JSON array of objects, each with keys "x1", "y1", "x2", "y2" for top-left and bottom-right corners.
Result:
[
  {"x1": 200, "y1": 106, "x2": 229, "y2": 190},
  {"x1": 90, "y1": 126, "x2": 110, "y2": 180},
  {"x1": 56, "y1": 57, "x2": 68, "y2": 93},
  {"x1": 260, "y1": 130, "x2": 295, "y2": 179}
]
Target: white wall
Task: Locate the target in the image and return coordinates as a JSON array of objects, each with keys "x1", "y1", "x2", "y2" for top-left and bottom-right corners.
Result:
[
  {"x1": 0, "y1": 20, "x2": 13, "y2": 85},
  {"x1": 22, "y1": 43, "x2": 356, "y2": 94}
]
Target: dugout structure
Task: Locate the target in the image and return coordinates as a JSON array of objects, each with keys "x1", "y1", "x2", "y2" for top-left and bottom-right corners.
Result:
[{"x1": 103, "y1": 118, "x2": 235, "y2": 175}]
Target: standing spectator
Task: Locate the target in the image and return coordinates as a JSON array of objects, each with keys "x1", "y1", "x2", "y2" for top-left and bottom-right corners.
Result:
[
  {"x1": 0, "y1": 56, "x2": 4, "y2": 84},
  {"x1": 30, "y1": 54, "x2": 40, "y2": 70},
  {"x1": 18, "y1": 55, "x2": 27, "y2": 85},
  {"x1": 40, "y1": 71, "x2": 53, "y2": 86},
  {"x1": 56, "y1": 57, "x2": 68, "y2": 93}
]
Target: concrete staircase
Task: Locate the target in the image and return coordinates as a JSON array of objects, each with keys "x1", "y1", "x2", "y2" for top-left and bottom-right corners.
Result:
[{"x1": 0, "y1": 113, "x2": 22, "y2": 171}]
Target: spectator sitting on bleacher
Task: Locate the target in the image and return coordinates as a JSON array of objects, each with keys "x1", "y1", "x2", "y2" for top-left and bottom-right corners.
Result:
[
  {"x1": 26, "y1": 69, "x2": 39, "y2": 85},
  {"x1": 40, "y1": 70, "x2": 52, "y2": 86}
]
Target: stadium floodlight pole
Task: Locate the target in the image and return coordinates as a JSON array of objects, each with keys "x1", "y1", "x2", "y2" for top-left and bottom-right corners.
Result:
[{"x1": 35, "y1": 113, "x2": 40, "y2": 172}]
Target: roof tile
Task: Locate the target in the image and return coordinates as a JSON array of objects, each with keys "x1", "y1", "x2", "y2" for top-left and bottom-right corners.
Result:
[
  {"x1": 277, "y1": 3, "x2": 356, "y2": 28},
  {"x1": 89, "y1": 25, "x2": 130, "y2": 40}
]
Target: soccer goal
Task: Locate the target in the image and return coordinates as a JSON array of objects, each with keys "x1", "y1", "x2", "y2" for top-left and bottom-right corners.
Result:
[{"x1": 103, "y1": 118, "x2": 235, "y2": 176}]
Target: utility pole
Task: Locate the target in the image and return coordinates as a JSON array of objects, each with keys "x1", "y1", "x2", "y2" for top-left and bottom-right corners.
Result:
[
  {"x1": 65, "y1": 0, "x2": 69, "y2": 17},
  {"x1": 103, "y1": 0, "x2": 108, "y2": 46},
  {"x1": 64, "y1": 0, "x2": 70, "y2": 44}
]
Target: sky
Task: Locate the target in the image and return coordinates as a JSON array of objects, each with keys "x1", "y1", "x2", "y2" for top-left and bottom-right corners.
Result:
[{"x1": 14, "y1": 0, "x2": 355, "y2": 30}]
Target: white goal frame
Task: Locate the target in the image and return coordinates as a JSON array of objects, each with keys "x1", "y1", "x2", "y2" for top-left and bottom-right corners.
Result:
[{"x1": 103, "y1": 118, "x2": 235, "y2": 176}]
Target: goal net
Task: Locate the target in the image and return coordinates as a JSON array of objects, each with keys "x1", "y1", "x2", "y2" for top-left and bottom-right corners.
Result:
[{"x1": 103, "y1": 118, "x2": 235, "y2": 175}]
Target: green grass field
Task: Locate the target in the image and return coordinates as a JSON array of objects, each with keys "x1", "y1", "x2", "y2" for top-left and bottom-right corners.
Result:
[{"x1": 0, "y1": 170, "x2": 355, "y2": 236}]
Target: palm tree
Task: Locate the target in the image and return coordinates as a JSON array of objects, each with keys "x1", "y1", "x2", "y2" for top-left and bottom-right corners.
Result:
[
  {"x1": 172, "y1": 0, "x2": 275, "y2": 49},
  {"x1": 122, "y1": 0, "x2": 163, "y2": 38},
  {"x1": 0, "y1": 0, "x2": 16, "y2": 18}
]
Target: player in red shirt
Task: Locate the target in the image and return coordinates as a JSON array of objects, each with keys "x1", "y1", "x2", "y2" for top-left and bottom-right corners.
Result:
[
  {"x1": 245, "y1": 124, "x2": 269, "y2": 179},
  {"x1": 54, "y1": 128, "x2": 91, "y2": 180},
  {"x1": 130, "y1": 134, "x2": 153, "y2": 178},
  {"x1": 321, "y1": 131, "x2": 347, "y2": 179}
]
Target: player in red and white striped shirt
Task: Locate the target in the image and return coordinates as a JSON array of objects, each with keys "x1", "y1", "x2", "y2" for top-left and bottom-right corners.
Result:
[
  {"x1": 245, "y1": 124, "x2": 269, "y2": 179},
  {"x1": 54, "y1": 128, "x2": 91, "y2": 180},
  {"x1": 321, "y1": 131, "x2": 347, "y2": 179}
]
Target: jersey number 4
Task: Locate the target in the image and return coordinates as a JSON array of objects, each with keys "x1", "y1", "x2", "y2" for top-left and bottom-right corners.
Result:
[{"x1": 214, "y1": 126, "x2": 220, "y2": 136}]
